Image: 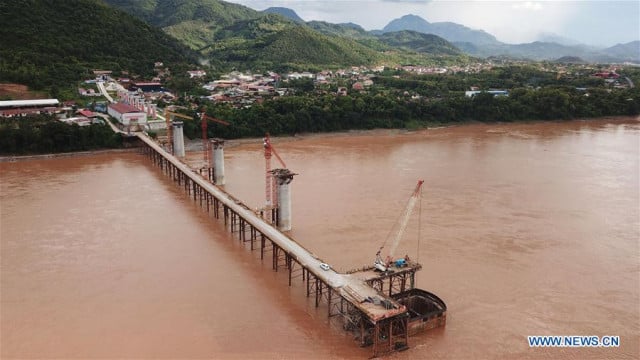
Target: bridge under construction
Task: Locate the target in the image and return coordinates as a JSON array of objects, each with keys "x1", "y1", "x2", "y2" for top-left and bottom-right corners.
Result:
[{"x1": 136, "y1": 132, "x2": 446, "y2": 357}]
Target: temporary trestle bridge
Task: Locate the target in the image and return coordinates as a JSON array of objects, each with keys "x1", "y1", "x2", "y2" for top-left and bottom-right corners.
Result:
[{"x1": 137, "y1": 133, "x2": 444, "y2": 357}]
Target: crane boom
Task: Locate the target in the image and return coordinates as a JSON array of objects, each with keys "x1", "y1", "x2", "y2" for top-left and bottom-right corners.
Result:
[
  {"x1": 271, "y1": 146, "x2": 286, "y2": 168},
  {"x1": 375, "y1": 180, "x2": 424, "y2": 272},
  {"x1": 201, "y1": 113, "x2": 230, "y2": 126}
]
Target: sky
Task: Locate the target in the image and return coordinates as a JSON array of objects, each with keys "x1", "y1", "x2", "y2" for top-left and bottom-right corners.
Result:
[{"x1": 225, "y1": 0, "x2": 640, "y2": 47}]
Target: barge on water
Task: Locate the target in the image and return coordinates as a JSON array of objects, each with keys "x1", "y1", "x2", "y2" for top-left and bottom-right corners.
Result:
[
  {"x1": 344, "y1": 262, "x2": 447, "y2": 354},
  {"x1": 393, "y1": 288, "x2": 447, "y2": 335}
]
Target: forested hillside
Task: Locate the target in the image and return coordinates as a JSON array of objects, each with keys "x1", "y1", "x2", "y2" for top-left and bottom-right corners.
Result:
[
  {"x1": 378, "y1": 31, "x2": 462, "y2": 56},
  {"x1": 102, "y1": 0, "x2": 467, "y2": 71},
  {"x1": 104, "y1": 0, "x2": 259, "y2": 28},
  {"x1": 203, "y1": 15, "x2": 381, "y2": 71},
  {"x1": 0, "y1": 0, "x2": 195, "y2": 89}
]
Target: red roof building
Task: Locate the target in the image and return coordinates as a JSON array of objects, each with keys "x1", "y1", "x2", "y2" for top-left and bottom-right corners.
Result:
[
  {"x1": 78, "y1": 109, "x2": 96, "y2": 118},
  {"x1": 107, "y1": 102, "x2": 147, "y2": 127}
]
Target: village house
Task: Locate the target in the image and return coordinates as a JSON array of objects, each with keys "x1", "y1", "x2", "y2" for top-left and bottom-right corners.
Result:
[{"x1": 187, "y1": 70, "x2": 207, "y2": 78}]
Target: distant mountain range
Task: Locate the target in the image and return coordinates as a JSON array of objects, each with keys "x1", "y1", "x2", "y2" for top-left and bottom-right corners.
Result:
[
  {"x1": 381, "y1": 14, "x2": 639, "y2": 63},
  {"x1": 258, "y1": 7, "x2": 639, "y2": 63},
  {"x1": 536, "y1": 33, "x2": 581, "y2": 47},
  {"x1": 382, "y1": 14, "x2": 500, "y2": 46}
]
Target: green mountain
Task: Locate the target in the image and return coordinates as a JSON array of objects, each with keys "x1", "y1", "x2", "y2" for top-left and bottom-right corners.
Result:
[
  {"x1": 101, "y1": 0, "x2": 468, "y2": 71},
  {"x1": 603, "y1": 41, "x2": 640, "y2": 62},
  {"x1": 203, "y1": 15, "x2": 381, "y2": 71},
  {"x1": 378, "y1": 31, "x2": 462, "y2": 56},
  {"x1": 263, "y1": 7, "x2": 304, "y2": 23},
  {"x1": 306, "y1": 21, "x2": 373, "y2": 39},
  {"x1": 0, "y1": 0, "x2": 195, "y2": 90},
  {"x1": 383, "y1": 14, "x2": 499, "y2": 46},
  {"x1": 103, "y1": 0, "x2": 259, "y2": 28},
  {"x1": 455, "y1": 40, "x2": 640, "y2": 63},
  {"x1": 103, "y1": 0, "x2": 260, "y2": 49}
]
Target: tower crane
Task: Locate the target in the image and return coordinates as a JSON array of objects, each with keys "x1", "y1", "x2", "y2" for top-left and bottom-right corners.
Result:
[
  {"x1": 199, "y1": 109, "x2": 229, "y2": 164},
  {"x1": 263, "y1": 133, "x2": 287, "y2": 208},
  {"x1": 374, "y1": 180, "x2": 424, "y2": 272},
  {"x1": 163, "y1": 109, "x2": 193, "y2": 155}
]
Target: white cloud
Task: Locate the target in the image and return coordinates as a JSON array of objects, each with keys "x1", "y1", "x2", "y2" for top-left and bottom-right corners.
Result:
[
  {"x1": 382, "y1": 0, "x2": 432, "y2": 2},
  {"x1": 512, "y1": 1, "x2": 543, "y2": 11}
]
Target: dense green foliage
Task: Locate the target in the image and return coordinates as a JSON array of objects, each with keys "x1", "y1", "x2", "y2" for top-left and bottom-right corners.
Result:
[
  {"x1": 374, "y1": 65, "x2": 607, "y2": 96},
  {"x1": 201, "y1": 15, "x2": 381, "y2": 72},
  {"x1": 306, "y1": 21, "x2": 372, "y2": 39},
  {"x1": 105, "y1": 0, "x2": 261, "y2": 51},
  {"x1": 0, "y1": 115, "x2": 122, "y2": 155},
  {"x1": 377, "y1": 31, "x2": 462, "y2": 56},
  {"x1": 0, "y1": 0, "x2": 195, "y2": 90},
  {"x1": 104, "y1": 0, "x2": 259, "y2": 28}
]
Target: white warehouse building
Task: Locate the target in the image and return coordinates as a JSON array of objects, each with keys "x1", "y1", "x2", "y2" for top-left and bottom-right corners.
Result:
[{"x1": 107, "y1": 102, "x2": 147, "y2": 128}]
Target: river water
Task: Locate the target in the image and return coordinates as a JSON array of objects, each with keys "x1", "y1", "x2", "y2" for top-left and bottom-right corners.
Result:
[{"x1": 1, "y1": 118, "x2": 638, "y2": 359}]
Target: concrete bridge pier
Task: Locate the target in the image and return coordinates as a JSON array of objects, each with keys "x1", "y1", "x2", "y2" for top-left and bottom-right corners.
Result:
[
  {"x1": 211, "y1": 139, "x2": 225, "y2": 185},
  {"x1": 172, "y1": 121, "x2": 185, "y2": 157},
  {"x1": 272, "y1": 169, "x2": 297, "y2": 231}
]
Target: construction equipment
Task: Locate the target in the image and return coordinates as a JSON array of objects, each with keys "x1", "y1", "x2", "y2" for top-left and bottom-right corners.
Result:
[
  {"x1": 163, "y1": 109, "x2": 193, "y2": 155},
  {"x1": 263, "y1": 133, "x2": 287, "y2": 208},
  {"x1": 199, "y1": 110, "x2": 229, "y2": 164},
  {"x1": 374, "y1": 180, "x2": 424, "y2": 272}
]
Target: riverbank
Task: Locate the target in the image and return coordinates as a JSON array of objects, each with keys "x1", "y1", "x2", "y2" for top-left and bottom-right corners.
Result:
[
  {"x1": 222, "y1": 115, "x2": 640, "y2": 148},
  {"x1": 0, "y1": 148, "x2": 138, "y2": 163},
  {"x1": 3, "y1": 115, "x2": 638, "y2": 160}
]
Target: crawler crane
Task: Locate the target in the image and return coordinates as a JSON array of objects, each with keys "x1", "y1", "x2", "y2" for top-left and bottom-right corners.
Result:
[{"x1": 374, "y1": 180, "x2": 424, "y2": 272}]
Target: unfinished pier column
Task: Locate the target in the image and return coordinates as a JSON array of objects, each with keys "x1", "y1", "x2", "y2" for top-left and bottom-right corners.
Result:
[
  {"x1": 271, "y1": 169, "x2": 297, "y2": 231},
  {"x1": 172, "y1": 121, "x2": 185, "y2": 157},
  {"x1": 211, "y1": 139, "x2": 225, "y2": 185}
]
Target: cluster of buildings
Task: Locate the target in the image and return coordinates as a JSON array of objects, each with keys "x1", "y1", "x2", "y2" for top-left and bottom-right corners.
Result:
[
  {"x1": 199, "y1": 68, "x2": 384, "y2": 106},
  {"x1": 0, "y1": 99, "x2": 61, "y2": 117},
  {"x1": 201, "y1": 71, "x2": 280, "y2": 107},
  {"x1": 197, "y1": 64, "x2": 506, "y2": 106},
  {"x1": 0, "y1": 99, "x2": 104, "y2": 126}
]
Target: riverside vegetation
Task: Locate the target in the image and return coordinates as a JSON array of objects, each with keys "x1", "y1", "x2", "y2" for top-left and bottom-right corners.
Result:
[
  {"x1": 2, "y1": 65, "x2": 638, "y2": 155},
  {"x1": 182, "y1": 66, "x2": 640, "y2": 139},
  {"x1": 0, "y1": 115, "x2": 122, "y2": 155}
]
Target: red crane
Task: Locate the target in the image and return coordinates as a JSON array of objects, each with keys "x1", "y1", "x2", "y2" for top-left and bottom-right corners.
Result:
[
  {"x1": 200, "y1": 109, "x2": 229, "y2": 165},
  {"x1": 263, "y1": 133, "x2": 286, "y2": 208}
]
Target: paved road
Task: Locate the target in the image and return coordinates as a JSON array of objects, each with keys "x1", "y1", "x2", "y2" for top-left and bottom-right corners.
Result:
[
  {"x1": 625, "y1": 76, "x2": 635, "y2": 88},
  {"x1": 96, "y1": 81, "x2": 114, "y2": 103}
]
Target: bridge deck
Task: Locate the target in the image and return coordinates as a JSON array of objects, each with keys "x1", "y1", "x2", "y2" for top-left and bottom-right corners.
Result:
[{"x1": 136, "y1": 133, "x2": 408, "y2": 321}]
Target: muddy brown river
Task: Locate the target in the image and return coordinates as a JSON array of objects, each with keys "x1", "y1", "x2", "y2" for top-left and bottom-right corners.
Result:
[{"x1": 1, "y1": 118, "x2": 638, "y2": 359}]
